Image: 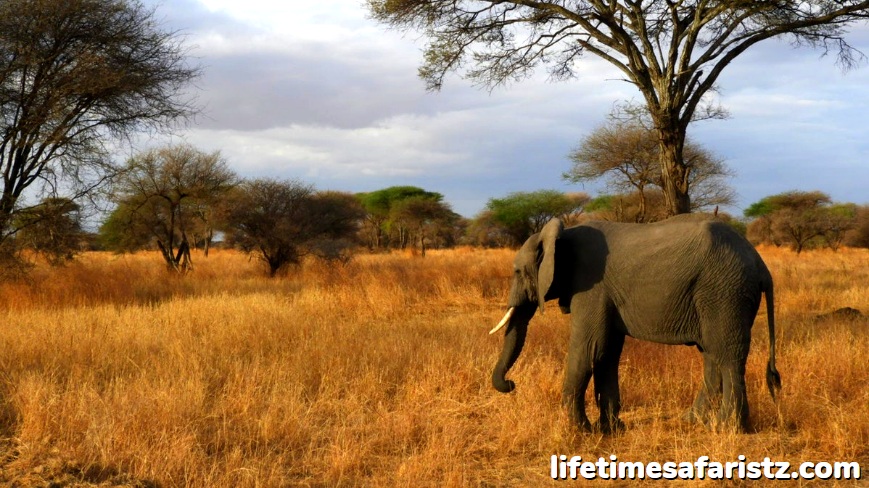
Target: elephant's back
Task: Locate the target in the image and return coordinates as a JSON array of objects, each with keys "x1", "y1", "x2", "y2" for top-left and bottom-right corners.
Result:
[
  {"x1": 567, "y1": 219, "x2": 765, "y2": 343},
  {"x1": 570, "y1": 219, "x2": 717, "y2": 256}
]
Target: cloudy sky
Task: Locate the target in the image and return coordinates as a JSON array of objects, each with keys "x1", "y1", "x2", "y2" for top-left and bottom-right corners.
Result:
[{"x1": 145, "y1": 0, "x2": 869, "y2": 217}]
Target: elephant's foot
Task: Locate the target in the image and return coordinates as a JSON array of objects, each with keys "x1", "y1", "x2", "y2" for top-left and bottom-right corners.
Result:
[
  {"x1": 563, "y1": 396, "x2": 593, "y2": 432},
  {"x1": 706, "y1": 418, "x2": 747, "y2": 434},
  {"x1": 572, "y1": 416, "x2": 593, "y2": 432},
  {"x1": 683, "y1": 396, "x2": 720, "y2": 425},
  {"x1": 567, "y1": 410, "x2": 593, "y2": 431},
  {"x1": 713, "y1": 412, "x2": 749, "y2": 434},
  {"x1": 594, "y1": 417, "x2": 625, "y2": 435},
  {"x1": 683, "y1": 408, "x2": 748, "y2": 433},
  {"x1": 681, "y1": 408, "x2": 708, "y2": 424}
]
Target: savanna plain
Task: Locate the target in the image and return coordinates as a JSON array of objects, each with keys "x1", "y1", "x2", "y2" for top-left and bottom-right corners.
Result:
[{"x1": 0, "y1": 246, "x2": 866, "y2": 486}]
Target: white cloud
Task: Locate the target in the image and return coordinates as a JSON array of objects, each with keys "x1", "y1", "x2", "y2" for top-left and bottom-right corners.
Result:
[
  {"x1": 148, "y1": 0, "x2": 869, "y2": 216},
  {"x1": 726, "y1": 91, "x2": 845, "y2": 118}
]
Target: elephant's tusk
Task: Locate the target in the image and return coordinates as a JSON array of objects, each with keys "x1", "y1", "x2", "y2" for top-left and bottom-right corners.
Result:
[{"x1": 489, "y1": 307, "x2": 515, "y2": 335}]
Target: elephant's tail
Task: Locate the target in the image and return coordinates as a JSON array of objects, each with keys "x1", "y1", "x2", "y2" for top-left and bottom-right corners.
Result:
[{"x1": 764, "y1": 278, "x2": 782, "y2": 402}]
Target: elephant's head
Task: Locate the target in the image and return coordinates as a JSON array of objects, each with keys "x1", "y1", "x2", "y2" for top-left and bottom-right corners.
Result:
[{"x1": 490, "y1": 218, "x2": 565, "y2": 393}]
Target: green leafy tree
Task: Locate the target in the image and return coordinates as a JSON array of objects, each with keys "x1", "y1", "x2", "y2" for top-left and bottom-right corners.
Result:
[
  {"x1": 369, "y1": 0, "x2": 869, "y2": 215},
  {"x1": 99, "y1": 200, "x2": 154, "y2": 252},
  {"x1": 358, "y1": 186, "x2": 446, "y2": 250},
  {"x1": 744, "y1": 191, "x2": 831, "y2": 219},
  {"x1": 0, "y1": 0, "x2": 198, "y2": 249},
  {"x1": 390, "y1": 196, "x2": 459, "y2": 256},
  {"x1": 485, "y1": 190, "x2": 588, "y2": 245},
  {"x1": 584, "y1": 195, "x2": 616, "y2": 214},
  {"x1": 844, "y1": 205, "x2": 869, "y2": 249}
]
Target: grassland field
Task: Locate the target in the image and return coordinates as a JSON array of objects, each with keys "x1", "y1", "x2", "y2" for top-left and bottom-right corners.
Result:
[{"x1": 0, "y1": 246, "x2": 866, "y2": 486}]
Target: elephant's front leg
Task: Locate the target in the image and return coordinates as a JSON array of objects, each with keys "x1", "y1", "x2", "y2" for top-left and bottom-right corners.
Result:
[
  {"x1": 562, "y1": 359, "x2": 593, "y2": 431},
  {"x1": 563, "y1": 308, "x2": 612, "y2": 430},
  {"x1": 562, "y1": 325, "x2": 594, "y2": 431},
  {"x1": 593, "y1": 331, "x2": 625, "y2": 434}
]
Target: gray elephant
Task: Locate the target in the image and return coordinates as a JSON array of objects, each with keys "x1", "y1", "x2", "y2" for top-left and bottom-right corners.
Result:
[{"x1": 489, "y1": 216, "x2": 781, "y2": 433}]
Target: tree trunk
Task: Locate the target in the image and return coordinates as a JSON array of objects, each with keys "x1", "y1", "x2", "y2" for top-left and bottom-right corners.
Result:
[
  {"x1": 176, "y1": 238, "x2": 192, "y2": 272},
  {"x1": 0, "y1": 192, "x2": 18, "y2": 245},
  {"x1": 204, "y1": 228, "x2": 212, "y2": 257},
  {"x1": 657, "y1": 125, "x2": 692, "y2": 216},
  {"x1": 157, "y1": 236, "x2": 193, "y2": 273},
  {"x1": 156, "y1": 239, "x2": 175, "y2": 270}
]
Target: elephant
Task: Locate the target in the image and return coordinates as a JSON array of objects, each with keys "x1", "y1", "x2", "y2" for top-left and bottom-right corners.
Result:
[{"x1": 489, "y1": 215, "x2": 781, "y2": 433}]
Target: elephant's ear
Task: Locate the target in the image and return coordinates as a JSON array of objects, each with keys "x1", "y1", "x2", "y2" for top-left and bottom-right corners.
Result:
[{"x1": 537, "y1": 218, "x2": 564, "y2": 312}]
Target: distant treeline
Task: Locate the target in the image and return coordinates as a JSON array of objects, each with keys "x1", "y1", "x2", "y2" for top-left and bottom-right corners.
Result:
[{"x1": 9, "y1": 145, "x2": 867, "y2": 278}]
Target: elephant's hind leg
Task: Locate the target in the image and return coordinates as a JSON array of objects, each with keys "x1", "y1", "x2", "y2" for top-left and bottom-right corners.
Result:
[
  {"x1": 683, "y1": 353, "x2": 722, "y2": 424},
  {"x1": 718, "y1": 360, "x2": 749, "y2": 432}
]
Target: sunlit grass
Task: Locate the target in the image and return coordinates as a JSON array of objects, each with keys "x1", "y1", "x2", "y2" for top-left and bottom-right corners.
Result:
[{"x1": 0, "y1": 245, "x2": 865, "y2": 485}]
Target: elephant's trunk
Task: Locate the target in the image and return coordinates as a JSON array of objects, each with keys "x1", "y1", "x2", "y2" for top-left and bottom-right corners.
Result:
[{"x1": 491, "y1": 305, "x2": 534, "y2": 393}]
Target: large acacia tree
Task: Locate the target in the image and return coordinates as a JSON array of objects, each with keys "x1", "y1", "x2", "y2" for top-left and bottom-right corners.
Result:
[
  {"x1": 369, "y1": 0, "x2": 869, "y2": 215},
  {"x1": 0, "y1": 0, "x2": 198, "y2": 246}
]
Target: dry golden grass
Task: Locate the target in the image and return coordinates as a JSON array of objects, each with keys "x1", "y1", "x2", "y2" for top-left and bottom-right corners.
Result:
[{"x1": 0, "y1": 246, "x2": 866, "y2": 486}]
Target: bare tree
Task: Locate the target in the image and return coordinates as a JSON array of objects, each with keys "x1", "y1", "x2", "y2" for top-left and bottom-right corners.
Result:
[
  {"x1": 819, "y1": 203, "x2": 857, "y2": 251},
  {"x1": 683, "y1": 141, "x2": 735, "y2": 211},
  {"x1": 111, "y1": 144, "x2": 237, "y2": 272},
  {"x1": 566, "y1": 119, "x2": 660, "y2": 222},
  {"x1": 463, "y1": 210, "x2": 514, "y2": 248},
  {"x1": 15, "y1": 197, "x2": 83, "y2": 265},
  {"x1": 0, "y1": 0, "x2": 198, "y2": 249},
  {"x1": 844, "y1": 205, "x2": 869, "y2": 249},
  {"x1": 583, "y1": 191, "x2": 669, "y2": 223},
  {"x1": 567, "y1": 115, "x2": 733, "y2": 221},
  {"x1": 369, "y1": 0, "x2": 869, "y2": 215},
  {"x1": 771, "y1": 208, "x2": 826, "y2": 254}
]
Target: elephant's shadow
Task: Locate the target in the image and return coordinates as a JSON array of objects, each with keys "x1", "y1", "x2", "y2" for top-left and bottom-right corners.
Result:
[{"x1": 553, "y1": 226, "x2": 608, "y2": 312}]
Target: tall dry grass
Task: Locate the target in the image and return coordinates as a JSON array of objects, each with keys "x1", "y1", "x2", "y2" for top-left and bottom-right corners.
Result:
[{"x1": 0, "y1": 246, "x2": 865, "y2": 486}]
